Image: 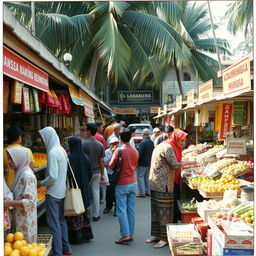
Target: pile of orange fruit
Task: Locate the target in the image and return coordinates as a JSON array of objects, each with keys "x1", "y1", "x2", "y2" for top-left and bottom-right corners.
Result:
[
  {"x1": 4, "y1": 232, "x2": 46, "y2": 256},
  {"x1": 200, "y1": 175, "x2": 240, "y2": 193},
  {"x1": 37, "y1": 187, "x2": 46, "y2": 203},
  {"x1": 33, "y1": 153, "x2": 47, "y2": 168}
]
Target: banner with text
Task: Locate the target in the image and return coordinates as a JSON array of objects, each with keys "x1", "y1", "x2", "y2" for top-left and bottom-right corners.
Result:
[
  {"x1": 176, "y1": 95, "x2": 182, "y2": 110},
  {"x1": 187, "y1": 89, "x2": 194, "y2": 106},
  {"x1": 219, "y1": 103, "x2": 233, "y2": 140},
  {"x1": 113, "y1": 107, "x2": 137, "y2": 115},
  {"x1": 3, "y1": 47, "x2": 49, "y2": 92},
  {"x1": 198, "y1": 80, "x2": 213, "y2": 102},
  {"x1": 223, "y1": 57, "x2": 251, "y2": 96},
  {"x1": 118, "y1": 91, "x2": 152, "y2": 104}
]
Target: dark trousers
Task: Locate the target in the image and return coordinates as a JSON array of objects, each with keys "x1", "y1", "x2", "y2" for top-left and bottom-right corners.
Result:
[
  {"x1": 46, "y1": 195, "x2": 71, "y2": 256},
  {"x1": 173, "y1": 183, "x2": 181, "y2": 223},
  {"x1": 105, "y1": 174, "x2": 115, "y2": 210}
]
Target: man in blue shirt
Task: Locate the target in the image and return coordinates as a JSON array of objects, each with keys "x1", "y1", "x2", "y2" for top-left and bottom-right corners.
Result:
[
  {"x1": 106, "y1": 123, "x2": 122, "y2": 148},
  {"x1": 137, "y1": 128, "x2": 154, "y2": 197}
]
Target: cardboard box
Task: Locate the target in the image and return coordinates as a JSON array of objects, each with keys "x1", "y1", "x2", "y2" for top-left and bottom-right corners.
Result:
[
  {"x1": 207, "y1": 230, "x2": 213, "y2": 256},
  {"x1": 212, "y1": 232, "x2": 254, "y2": 256},
  {"x1": 208, "y1": 217, "x2": 254, "y2": 250}
]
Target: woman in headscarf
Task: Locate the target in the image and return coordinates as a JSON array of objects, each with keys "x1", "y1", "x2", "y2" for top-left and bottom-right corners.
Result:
[
  {"x1": 4, "y1": 147, "x2": 37, "y2": 243},
  {"x1": 146, "y1": 130, "x2": 195, "y2": 248},
  {"x1": 66, "y1": 136, "x2": 93, "y2": 244}
]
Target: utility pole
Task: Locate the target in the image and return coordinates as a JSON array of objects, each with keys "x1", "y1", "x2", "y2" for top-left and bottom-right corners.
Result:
[
  {"x1": 31, "y1": 2, "x2": 35, "y2": 35},
  {"x1": 207, "y1": 0, "x2": 222, "y2": 73}
]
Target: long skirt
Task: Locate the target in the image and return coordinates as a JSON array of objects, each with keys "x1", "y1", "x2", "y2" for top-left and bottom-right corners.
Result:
[
  {"x1": 66, "y1": 208, "x2": 94, "y2": 244},
  {"x1": 151, "y1": 190, "x2": 174, "y2": 241},
  {"x1": 173, "y1": 183, "x2": 181, "y2": 223}
]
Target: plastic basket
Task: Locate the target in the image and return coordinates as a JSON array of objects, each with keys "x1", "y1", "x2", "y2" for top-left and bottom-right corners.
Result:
[{"x1": 37, "y1": 234, "x2": 52, "y2": 256}]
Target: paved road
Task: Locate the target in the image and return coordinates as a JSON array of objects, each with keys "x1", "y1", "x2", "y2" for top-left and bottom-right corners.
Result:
[{"x1": 39, "y1": 197, "x2": 171, "y2": 256}]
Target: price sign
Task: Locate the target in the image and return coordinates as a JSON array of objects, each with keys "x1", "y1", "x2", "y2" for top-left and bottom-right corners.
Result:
[{"x1": 227, "y1": 138, "x2": 247, "y2": 155}]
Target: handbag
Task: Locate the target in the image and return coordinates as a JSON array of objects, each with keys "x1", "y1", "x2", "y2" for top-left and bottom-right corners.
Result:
[
  {"x1": 109, "y1": 149, "x2": 122, "y2": 186},
  {"x1": 64, "y1": 158, "x2": 85, "y2": 216}
]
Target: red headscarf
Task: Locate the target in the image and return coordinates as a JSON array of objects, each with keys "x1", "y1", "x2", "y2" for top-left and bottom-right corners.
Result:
[{"x1": 167, "y1": 130, "x2": 187, "y2": 185}]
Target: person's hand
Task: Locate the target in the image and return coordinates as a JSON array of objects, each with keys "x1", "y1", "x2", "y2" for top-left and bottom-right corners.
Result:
[
  {"x1": 4, "y1": 198, "x2": 12, "y2": 208},
  {"x1": 111, "y1": 146, "x2": 117, "y2": 153}
]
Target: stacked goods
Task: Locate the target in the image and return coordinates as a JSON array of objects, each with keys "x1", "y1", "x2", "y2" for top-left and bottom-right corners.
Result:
[
  {"x1": 33, "y1": 153, "x2": 47, "y2": 168},
  {"x1": 201, "y1": 195, "x2": 239, "y2": 210},
  {"x1": 187, "y1": 176, "x2": 212, "y2": 189},
  {"x1": 4, "y1": 232, "x2": 47, "y2": 256},
  {"x1": 200, "y1": 175, "x2": 240, "y2": 193},
  {"x1": 207, "y1": 158, "x2": 237, "y2": 171},
  {"x1": 230, "y1": 204, "x2": 254, "y2": 224},
  {"x1": 197, "y1": 145, "x2": 225, "y2": 160},
  {"x1": 220, "y1": 161, "x2": 250, "y2": 177},
  {"x1": 37, "y1": 187, "x2": 46, "y2": 203},
  {"x1": 194, "y1": 144, "x2": 212, "y2": 154}
]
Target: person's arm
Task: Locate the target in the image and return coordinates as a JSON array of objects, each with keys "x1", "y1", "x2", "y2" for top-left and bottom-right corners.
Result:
[
  {"x1": 102, "y1": 137, "x2": 107, "y2": 150},
  {"x1": 109, "y1": 149, "x2": 119, "y2": 169},
  {"x1": 100, "y1": 157, "x2": 104, "y2": 182},
  {"x1": 39, "y1": 153, "x2": 59, "y2": 187},
  {"x1": 4, "y1": 200, "x2": 23, "y2": 208},
  {"x1": 104, "y1": 150, "x2": 112, "y2": 166}
]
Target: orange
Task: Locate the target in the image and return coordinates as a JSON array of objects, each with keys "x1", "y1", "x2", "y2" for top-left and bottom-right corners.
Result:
[
  {"x1": 20, "y1": 246, "x2": 30, "y2": 256},
  {"x1": 13, "y1": 240, "x2": 23, "y2": 250},
  {"x1": 12, "y1": 250, "x2": 20, "y2": 255},
  {"x1": 4, "y1": 246, "x2": 12, "y2": 256},
  {"x1": 21, "y1": 240, "x2": 27, "y2": 246},
  {"x1": 31, "y1": 243, "x2": 38, "y2": 248},
  {"x1": 5, "y1": 242, "x2": 12, "y2": 248},
  {"x1": 37, "y1": 252, "x2": 44, "y2": 256},
  {"x1": 6, "y1": 233, "x2": 15, "y2": 243},
  {"x1": 10, "y1": 253, "x2": 19, "y2": 256},
  {"x1": 37, "y1": 244, "x2": 45, "y2": 249},
  {"x1": 27, "y1": 244, "x2": 33, "y2": 249},
  {"x1": 14, "y1": 232, "x2": 24, "y2": 241},
  {"x1": 28, "y1": 248, "x2": 37, "y2": 256}
]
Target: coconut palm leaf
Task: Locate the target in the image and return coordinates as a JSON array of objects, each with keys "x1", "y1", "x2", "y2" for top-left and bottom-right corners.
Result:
[
  {"x1": 92, "y1": 1, "x2": 129, "y2": 17},
  {"x1": 93, "y1": 13, "x2": 131, "y2": 84}
]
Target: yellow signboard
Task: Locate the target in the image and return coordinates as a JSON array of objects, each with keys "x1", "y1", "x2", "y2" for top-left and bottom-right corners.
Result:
[
  {"x1": 79, "y1": 89, "x2": 94, "y2": 108},
  {"x1": 176, "y1": 95, "x2": 182, "y2": 110},
  {"x1": 222, "y1": 57, "x2": 251, "y2": 96},
  {"x1": 198, "y1": 80, "x2": 213, "y2": 102},
  {"x1": 187, "y1": 89, "x2": 194, "y2": 106},
  {"x1": 150, "y1": 106, "x2": 159, "y2": 114},
  {"x1": 113, "y1": 107, "x2": 137, "y2": 115}
]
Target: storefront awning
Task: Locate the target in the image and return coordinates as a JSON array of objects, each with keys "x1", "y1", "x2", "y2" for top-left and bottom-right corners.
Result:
[{"x1": 68, "y1": 87, "x2": 84, "y2": 106}]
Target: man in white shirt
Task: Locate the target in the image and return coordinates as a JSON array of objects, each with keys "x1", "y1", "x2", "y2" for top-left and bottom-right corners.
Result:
[
  {"x1": 38, "y1": 127, "x2": 72, "y2": 256},
  {"x1": 150, "y1": 127, "x2": 161, "y2": 143},
  {"x1": 107, "y1": 123, "x2": 122, "y2": 148}
]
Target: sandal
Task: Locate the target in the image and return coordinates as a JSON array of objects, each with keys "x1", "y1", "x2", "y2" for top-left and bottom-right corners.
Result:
[
  {"x1": 145, "y1": 237, "x2": 160, "y2": 243},
  {"x1": 115, "y1": 237, "x2": 133, "y2": 244},
  {"x1": 154, "y1": 240, "x2": 168, "y2": 248}
]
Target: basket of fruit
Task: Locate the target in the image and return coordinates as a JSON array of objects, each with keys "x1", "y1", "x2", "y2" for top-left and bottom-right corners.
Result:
[
  {"x1": 4, "y1": 232, "x2": 52, "y2": 256},
  {"x1": 178, "y1": 199, "x2": 197, "y2": 213}
]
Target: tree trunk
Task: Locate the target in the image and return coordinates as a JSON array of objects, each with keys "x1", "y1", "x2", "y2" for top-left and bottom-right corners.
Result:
[
  {"x1": 174, "y1": 56, "x2": 184, "y2": 98},
  {"x1": 89, "y1": 51, "x2": 100, "y2": 92}
]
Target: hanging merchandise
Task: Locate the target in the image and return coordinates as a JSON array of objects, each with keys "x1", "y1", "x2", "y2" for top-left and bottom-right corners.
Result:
[
  {"x1": 38, "y1": 90, "x2": 61, "y2": 108},
  {"x1": 219, "y1": 103, "x2": 233, "y2": 140},
  {"x1": 22, "y1": 87, "x2": 30, "y2": 112},
  {"x1": 214, "y1": 103, "x2": 223, "y2": 132},
  {"x1": 233, "y1": 102, "x2": 245, "y2": 125},
  {"x1": 32, "y1": 89, "x2": 40, "y2": 112},
  {"x1": 52, "y1": 93, "x2": 72, "y2": 114},
  {"x1": 29, "y1": 90, "x2": 35, "y2": 112},
  {"x1": 12, "y1": 80, "x2": 23, "y2": 104},
  {"x1": 247, "y1": 101, "x2": 252, "y2": 125},
  {"x1": 199, "y1": 106, "x2": 209, "y2": 126},
  {"x1": 194, "y1": 110, "x2": 199, "y2": 126}
]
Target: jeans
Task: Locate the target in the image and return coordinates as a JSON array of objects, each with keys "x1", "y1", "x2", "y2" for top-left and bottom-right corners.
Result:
[
  {"x1": 90, "y1": 173, "x2": 101, "y2": 217},
  {"x1": 137, "y1": 166, "x2": 150, "y2": 195},
  {"x1": 115, "y1": 182, "x2": 137, "y2": 237},
  {"x1": 46, "y1": 195, "x2": 71, "y2": 256}
]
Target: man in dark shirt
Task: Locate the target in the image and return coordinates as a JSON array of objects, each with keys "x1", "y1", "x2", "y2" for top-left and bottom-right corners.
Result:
[
  {"x1": 154, "y1": 125, "x2": 174, "y2": 147},
  {"x1": 137, "y1": 128, "x2": 154, "y2": 197},
  {"x1": 82, "y1": 123, "x2": 105, "y2": 222}
]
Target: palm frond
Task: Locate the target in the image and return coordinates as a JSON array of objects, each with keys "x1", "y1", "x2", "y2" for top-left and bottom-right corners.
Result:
[{"x1": 109, "y1": 1, "x2": 130, "y2": 17}]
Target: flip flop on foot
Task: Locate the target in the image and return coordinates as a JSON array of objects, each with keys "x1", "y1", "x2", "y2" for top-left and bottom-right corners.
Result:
[
  {"x1": 145, "y1": 237, "x2": 160, "y2": 243},
  {"x1": 154, "y1": 240, "x2": 168, "y2": 248},
  {"x1": 115, "y1": 237, "x2": 133, "y2": 244}
]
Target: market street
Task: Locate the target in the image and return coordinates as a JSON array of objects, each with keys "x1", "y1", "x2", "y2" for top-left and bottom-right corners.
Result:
[{"x1": 39, "y1": 197, "x2": 170, "y2": 256}]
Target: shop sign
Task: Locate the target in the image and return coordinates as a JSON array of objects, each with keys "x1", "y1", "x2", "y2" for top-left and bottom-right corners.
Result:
[
  {"x1": 118, "y1": 91, "x2": 153, "y2": 104},
  {"x1": 12, "y1": 80, "x2": 23, "y2": 104},
  {"x1": 79, "y1": 89, "x2": 94, "y2": 108},
  {"x1": 113, "y1": 107, "x2": 137, "y2": 115},
  {"x1": 198, "y1": 80, "x2": 213, "y2": 102},
  {"x1": 233, "y1": 101, "x2": 245, "y2": 125},
  {"x1": 3, "y1": 47, "x2": 49, "y2": 92},
  {"x1": 84, "y1": 104, "x2": 94, "y2": 117},
  {"x1": 22, "y1": 87, "x2": 30, "y2": 112},
  {"x1": 222, "y1": 57, "x2": 251, "y2": 96},
  {"x1": 176, "y1": 95, "x2": 182, "y2": 110},
  {"x1": 150, "y1": 106, "x2": 159, "y2": 114},
  {"x1": 227, "y1": 138, "x2": 247, "y2": 155},
  {"x1": 187, "y1": 89, "x2": 194, "y2": 106},
  {"x1": 32, "y1": 89, "x2": 40, "y2": 112},
  {"x1": 219, "y1": 103, "x2": 233, "y2": 140}
]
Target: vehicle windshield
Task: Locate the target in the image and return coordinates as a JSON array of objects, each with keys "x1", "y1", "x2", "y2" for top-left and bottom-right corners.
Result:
[{"x1": 129, "y1": 125, "x2": 153, "y2": 134}]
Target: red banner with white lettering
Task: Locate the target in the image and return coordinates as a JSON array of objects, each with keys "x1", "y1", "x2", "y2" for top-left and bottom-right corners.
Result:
[
  {"x1": 219, "y1": 103, "x2": 233, "y2": 140},
  {"x1": 3, "y1": 47, "x2": 49, "y2": 92},
  {"x1": 84, "y1": 104, "x2": 94, "y2": 117}
]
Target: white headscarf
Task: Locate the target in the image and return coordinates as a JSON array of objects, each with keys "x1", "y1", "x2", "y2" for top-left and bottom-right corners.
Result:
[
  {"x1": 7, "y1": 147, "x2": 31, "y2": 189},
  {"x1": 39, "y1": 126, "x2": 60, "y2": 152}
]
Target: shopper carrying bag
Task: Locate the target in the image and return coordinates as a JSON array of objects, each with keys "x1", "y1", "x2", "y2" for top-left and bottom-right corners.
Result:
[
  {"x1": 64, "y1": 158, "x2": 85, "y2": 217},
  {"x1": 109, "y1": 148, "x2": 122, "y2": 186}
]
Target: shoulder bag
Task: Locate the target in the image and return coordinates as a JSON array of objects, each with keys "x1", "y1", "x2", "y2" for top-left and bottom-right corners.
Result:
[
  {"x1": 109, "y1": 149, "x2": 122, "y2": 186},
  {"x1": 64, "y1": 157, "x2": 85, "y2": 216}
]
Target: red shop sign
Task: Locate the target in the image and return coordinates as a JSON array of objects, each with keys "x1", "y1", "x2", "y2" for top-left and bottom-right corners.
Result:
[
  {"x1": 3, "y1": 47, "x2": 49, "y2": 92},
  {"x1": 84, "y1": 104, "x2": 94, "y2": 117},
  {"x1": 219, "y1": 103, "x2": 233, "y2": 140}
]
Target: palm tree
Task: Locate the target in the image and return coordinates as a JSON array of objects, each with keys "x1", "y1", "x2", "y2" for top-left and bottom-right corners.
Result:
[{"x1": 225, "y1": 1, "x2": 253, "y2": 36}]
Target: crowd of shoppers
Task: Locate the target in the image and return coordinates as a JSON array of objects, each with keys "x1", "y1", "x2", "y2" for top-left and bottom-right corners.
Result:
[{"x1": 3, "y1": 120, "x2": 196, "y2": 254}]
